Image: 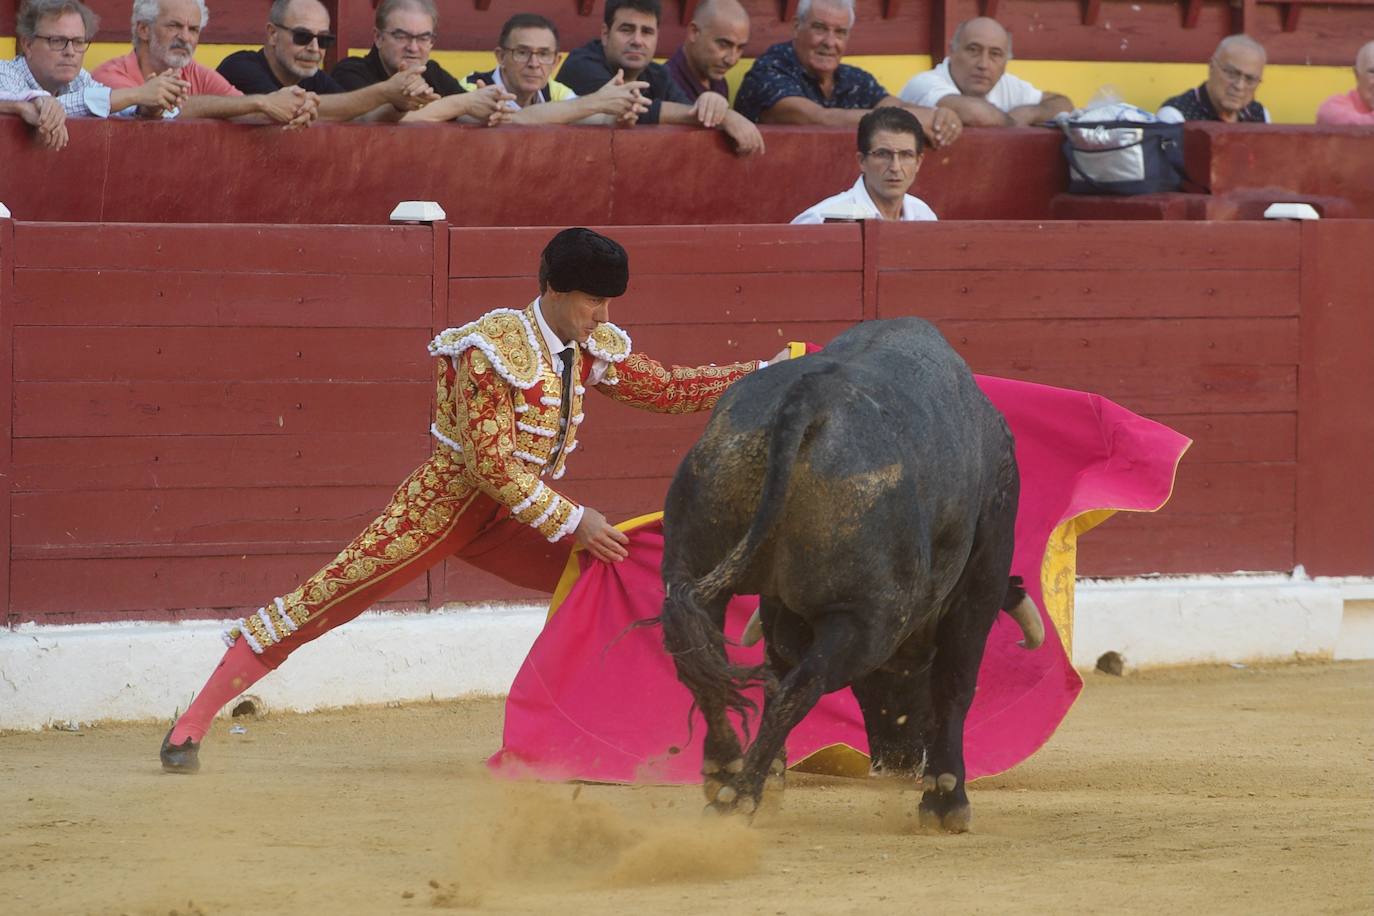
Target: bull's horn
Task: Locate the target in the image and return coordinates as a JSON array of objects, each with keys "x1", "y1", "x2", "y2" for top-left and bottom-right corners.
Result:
[
  {"x1": 1008, "y1": 595, "x2": 1045, "y2": 650},
  {"x1": 740, "y1": 607, "x2": 764, "y2": 647}
]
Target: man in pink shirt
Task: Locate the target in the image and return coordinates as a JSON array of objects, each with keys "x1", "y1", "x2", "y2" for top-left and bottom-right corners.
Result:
[
  {"x1": 93, "y1": 0, "x2": 317, "y2": 126},
  {"x1": 1316, "y1": 41, "x2": 1374, "y2": 126}
]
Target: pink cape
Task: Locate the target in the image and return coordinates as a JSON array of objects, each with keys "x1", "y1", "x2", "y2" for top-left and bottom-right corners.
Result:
[{"x1": 489, "y1": 375, "x2": 1190, "y2": 783}]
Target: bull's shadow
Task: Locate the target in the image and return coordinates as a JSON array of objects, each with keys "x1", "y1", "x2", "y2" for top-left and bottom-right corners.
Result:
[{"x1": 659, "y1": 318, "x2": 1041, "y2": 833}]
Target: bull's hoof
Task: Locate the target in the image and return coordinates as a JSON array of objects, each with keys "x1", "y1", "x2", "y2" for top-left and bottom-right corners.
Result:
[
  {"x1": 764, "y1": 753, "x2": 787, "y2": 794},
  {"x1": 917, "y1": 803, "x2": 971, "y2": 833},
  {"x1": 918, "y1": 771, "x2": 971, "y2": 833}
]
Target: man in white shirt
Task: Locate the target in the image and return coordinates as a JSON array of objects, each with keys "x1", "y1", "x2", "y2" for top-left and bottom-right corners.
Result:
[
  {"x1": 899, "y1": 17, "x2": 1071, "y2": 127},
  {"x1": 792, "y1": 106, "x2": 937, "y2": 224}
]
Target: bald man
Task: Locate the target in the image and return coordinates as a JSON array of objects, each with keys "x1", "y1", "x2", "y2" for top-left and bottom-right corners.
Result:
[
  {"x1": 899, "y1": 17, "x2": 1071, "y2": 127},
  {"x1": 665, "y1": 0, "x2": 749, "y2": 103},
  {"x1": 1159, "y1": 34, "x2": 1270, "y2": 123},
  {"x1": 1316, "y1": 41, "x2": 1374, "y2": 126}
]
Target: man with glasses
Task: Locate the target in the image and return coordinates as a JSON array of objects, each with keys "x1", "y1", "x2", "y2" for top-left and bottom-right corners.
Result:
[
  {"x1": 93, "y1": 0, "x2": 318, "y2": 128},
  {"x1": 330, "y1": 0, "x2": 513, "y2": 125},
  {"x1": 217, "y1": 0, "x2": 434, "y2": 122},
  {"x1": 791, "y1": 106, "x2": 936, "y2": 224},
  {"x1": 464, "y1": 13, "x2": 650, "y2": 125},
  {"x1": 2, "y1": 0, "x2": 187, "y2": 123},
  {"x1": 733, "y1": 0, "x2": 960, "y2": 148},
  {"x1": 557, "y1": 0, "x2": 764, "y2": 155},
  {"x1": 1158, "y1": 34, "x2": 1270, "y2": 123},
  {"x1": 898, "y1": 18, "x2": 1072, "y2": 128}
]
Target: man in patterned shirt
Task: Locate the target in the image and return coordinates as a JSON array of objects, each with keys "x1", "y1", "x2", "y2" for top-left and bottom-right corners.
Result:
[
  {"x1": 159, "y1": 228, "x2": 791, "y2": 774},
  {"x1": 2, "y1": 0, "x2": 187, "y2": 121},
  {"x1": 733, "y1": 0, "x2": 962, "y2": 148}
]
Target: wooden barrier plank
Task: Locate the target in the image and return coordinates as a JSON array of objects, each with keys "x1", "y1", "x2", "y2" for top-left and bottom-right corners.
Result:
[
  {"x1": 935, "y1": 318, "x2": 1300, "y2": 368},
  {"x1": 13, "y1": 224, "x2": 433, "y2": 274},
  {"x1": 449, "y1": 273, "x2": 864, "y2": 324},
  {"x1": 876, "y1": 221, "x2": 1302, "y2": 272},
  {"x1": 0, "y1": 216, "x2": 12, "y2": 622},
  {"x1": 1079, "y1": 515, "x2": 1296, "y2": 576},
  {"x1": 13, "y1": 381, "x2": 430, "y2": 437},
  {"x1": 11, "y1": 486, "x2": 396, "y2": 551},
  {"x1": 1164, "y1": 461, "x2": 1295, "y2": 519},
  {"x1": 1150, "y1": 413, "x2": 1296, "y2": 464},
  {"x1": 13, "y1": 270, "x2": 433, "y2": 328},
  {"x1": 950, "y1": 365, "x2": 1296, "y2": 415},
  {"x1": 1296, "y1": 221, "x2": 1374, "y2": 575},
  {"x1": 12, "y1": 434, "x2": 429, "y2": 491},
  {"x1": 437, "y1": 560, "x2": 560, "y2": 606},
  {"x1": 877, "y1": 269, "x2": 1300, "y2": 319},
  {"x1": 13, "y1": 327, "x2": 429, "y2": 381},
  {"x1": 449, "y1": 224, "x2": 863, "y2": 278},
  {"x1": 9, "y1": 554, "x2": 427, "y2": 617}
]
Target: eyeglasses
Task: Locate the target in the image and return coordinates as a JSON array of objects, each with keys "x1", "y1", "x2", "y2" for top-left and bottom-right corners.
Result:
[
  {"x1": 1212, "y1": 60, "x2": 1261, "y2": 88},
  {"x1": 382, "y1": 28, "x2": 435, "y2": 47},
  {"x1": 863, "y1": 148, "x2": 919, "y2": 165},
  {"x1": 502, "y1": 46, "x2": 557, "y2": 65},
  {"x1": 272, "y1": 22, "x2": 337, "y2": 49},
  {"x1": 31, "y1": 34, "x2": 89, "y2": 52}
]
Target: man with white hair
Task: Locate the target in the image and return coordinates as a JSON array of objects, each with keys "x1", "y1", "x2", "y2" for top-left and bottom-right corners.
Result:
[
  {"x1": 1159, "y1": 34, "x2": 1270, "y2": 123},
  {"x1": 92, "y1": 0, "x2": 318, "y2": 127},
  {"x1": 898, "y1": 17, "x2": 1071, "y2": 127},
  {"x1": 1316, "y1": 41, "x2": 1374, "y2": 126},
  {"x1": 733, "y1": 0, "x2": 961, "y2": 147}
]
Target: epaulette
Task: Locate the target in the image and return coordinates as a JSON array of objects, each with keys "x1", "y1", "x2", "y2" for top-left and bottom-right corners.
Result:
[
  {"x1": 585, "y1": 321, "x2": 632, "y2": 363},
  {"x1": 428, "y1": 308, "x2": 543, "y2": 390}
]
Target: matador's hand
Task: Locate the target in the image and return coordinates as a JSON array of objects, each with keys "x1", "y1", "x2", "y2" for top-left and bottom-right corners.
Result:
[{"x1": 575, "y1": 507, "x2": 630, "y2": 562}]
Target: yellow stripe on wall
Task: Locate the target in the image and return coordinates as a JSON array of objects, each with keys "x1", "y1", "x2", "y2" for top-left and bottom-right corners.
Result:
[{"x1": 10, "y1": 40, "x2": 1350, "y2": 124}]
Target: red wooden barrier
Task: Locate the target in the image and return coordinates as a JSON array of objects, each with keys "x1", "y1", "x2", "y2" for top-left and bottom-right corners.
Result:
[{"x1": 2, "y1": 218, "x2": 1370, "y2": 626}]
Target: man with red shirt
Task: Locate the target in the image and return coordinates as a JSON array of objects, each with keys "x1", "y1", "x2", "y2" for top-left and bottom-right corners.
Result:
[{"x1": 93, "y1": 0, "x2": 317, "y2": 126}]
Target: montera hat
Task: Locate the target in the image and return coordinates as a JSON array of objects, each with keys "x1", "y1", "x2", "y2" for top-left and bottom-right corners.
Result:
[{"x1": 539, "y1": 228, "x2": 629, "y2": 298}]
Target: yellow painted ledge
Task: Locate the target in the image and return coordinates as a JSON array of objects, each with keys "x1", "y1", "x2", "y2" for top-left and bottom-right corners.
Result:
[{"x1": 3, "y1": 40, "x2": 1348, "y2": 123}]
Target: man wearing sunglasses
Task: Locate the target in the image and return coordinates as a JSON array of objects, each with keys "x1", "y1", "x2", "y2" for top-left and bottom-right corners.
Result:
[
  {"x1": 791, "y1": 106, "x2": 936, "y2": 224},
  {"x1": 463, "y1": 13, "x2": 650, "y2": 125},
  {"x1": 1158, "y1": 34, "x2": 1270, "y2": 123},
  {"x1": 93, "y1": 0, "x2": 318, "y2": 129},
  {"x1": 332, "y1": 0, "x2": 512, "y2": 125},
  {"x1": 217, "y1": 0, "x2": 435, "y2": 122},
  {"x1": 2, "y1": 0, "x2": 187, "y2": 123}
]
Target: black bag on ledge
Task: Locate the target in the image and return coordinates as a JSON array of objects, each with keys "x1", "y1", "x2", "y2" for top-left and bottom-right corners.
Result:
[{"x1": 1060, "y1": 119, "x2": 1187, "y2": 196}]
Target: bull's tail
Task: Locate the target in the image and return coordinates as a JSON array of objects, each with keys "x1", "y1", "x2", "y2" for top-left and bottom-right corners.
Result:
[
  {"x1": 660, "y1": 373, "x2": 819, "y2": 726},
  {"x1": 1002, "y1": 575, "x2": 1045, "y2": 650}
]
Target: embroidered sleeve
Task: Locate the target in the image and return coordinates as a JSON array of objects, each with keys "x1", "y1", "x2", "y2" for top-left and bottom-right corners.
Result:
[
  {"x1": 595, "y1": 352, "x2": 758, "y2": 414},
  {"x1": 453, "y1": 348, "x2": 583, "y2": 542}
]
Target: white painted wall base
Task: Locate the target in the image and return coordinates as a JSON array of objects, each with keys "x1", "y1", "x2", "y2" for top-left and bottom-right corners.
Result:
[{"x1": 2, "y1": 574, "x2": 1371, "y2": 731}]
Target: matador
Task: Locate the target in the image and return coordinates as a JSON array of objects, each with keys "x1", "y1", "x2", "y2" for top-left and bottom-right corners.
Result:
[{"x1": 161, "y1": 228, "x2": 788, "y2": 773}]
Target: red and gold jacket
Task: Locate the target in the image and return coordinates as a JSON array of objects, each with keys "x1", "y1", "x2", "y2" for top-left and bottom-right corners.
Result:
[{"x1": 428, "y1": 302, "x2": 759, "y2": 542}]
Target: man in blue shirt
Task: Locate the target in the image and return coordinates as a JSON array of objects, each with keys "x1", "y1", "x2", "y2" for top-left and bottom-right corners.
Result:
[{"x1": 734, "y1": 0, "x2": 961, "y2": 148}]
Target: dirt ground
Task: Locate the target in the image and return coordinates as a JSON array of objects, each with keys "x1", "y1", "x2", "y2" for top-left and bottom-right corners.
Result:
[{"x1": 2, "y1": 661, "x2": 1371, "y2": 916}]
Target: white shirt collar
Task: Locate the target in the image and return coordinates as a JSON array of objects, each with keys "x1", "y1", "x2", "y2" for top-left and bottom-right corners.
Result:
[{"x1": 532, "y1": 297, "x2": 576, "y2": 357}]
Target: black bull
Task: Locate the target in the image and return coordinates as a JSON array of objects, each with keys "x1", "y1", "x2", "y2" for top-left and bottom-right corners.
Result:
[{"x1": 660, "y1": 318, "x2": 1043, "y2": 832}]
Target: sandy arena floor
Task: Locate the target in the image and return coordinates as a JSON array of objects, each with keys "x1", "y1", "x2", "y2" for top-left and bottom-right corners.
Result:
[{"x1": 2, "y1": 661, "x2": 1371, "y2": 915}]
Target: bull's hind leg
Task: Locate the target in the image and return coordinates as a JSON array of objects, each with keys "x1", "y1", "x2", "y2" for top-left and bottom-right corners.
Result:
[
  {"x1": 709, "y1": 613, "x2": 867, "y2": 817},
  {"x1": 850, "y1": 649, "x2": 935, "y2": 779}
]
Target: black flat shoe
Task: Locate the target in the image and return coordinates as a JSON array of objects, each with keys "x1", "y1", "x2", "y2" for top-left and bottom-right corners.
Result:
[{"x1": 160, "y1": 728, "x2": 200, "y2": 774}]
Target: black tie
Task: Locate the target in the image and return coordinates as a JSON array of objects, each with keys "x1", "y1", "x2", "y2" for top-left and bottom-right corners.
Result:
[{"x1": 551, "y1": 346, "x2": 575, "y2": 465}]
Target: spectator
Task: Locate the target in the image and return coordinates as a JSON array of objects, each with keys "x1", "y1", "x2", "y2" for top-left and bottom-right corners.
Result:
[
  {"x1": 1316, "y1": 41, "x2": 1374, "y2": 126},
  {"x1": 217, "y1": 0, "x2": 435, "y2": 122},
  {"x1": 898, "y1": 17, "x2": 1072, "y2": 127},
  {"x1": 557, "y1": 0, "x2": 764, "y2": 155},
  {"x1": 93, "y1": 0, "x2": 317, "y2": 128},
  {"x1": 2, "y1": 0, "x2": 186, "y2": 120},
  {"x1": 465, "y1": 14, "x2": 650, "y2": 125},
  {"x1": 791, "y1": 106, "x2": 936, "y2": 224},
  {"x1": 1159, "y1": 35, "x2": 1270, "y2": 123},
  {"x1": 665, "y1": 0, "x2": 749, "y2": 104},
  {"x1": 0, "y1": 90, "x2": 67, "y2": 149},
  {"x1": 329, "y1": 0, "x2": 513, "y2": 125},
  {"x1": 733, "y1": 0, "x2": 960, "y2": 148}
]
